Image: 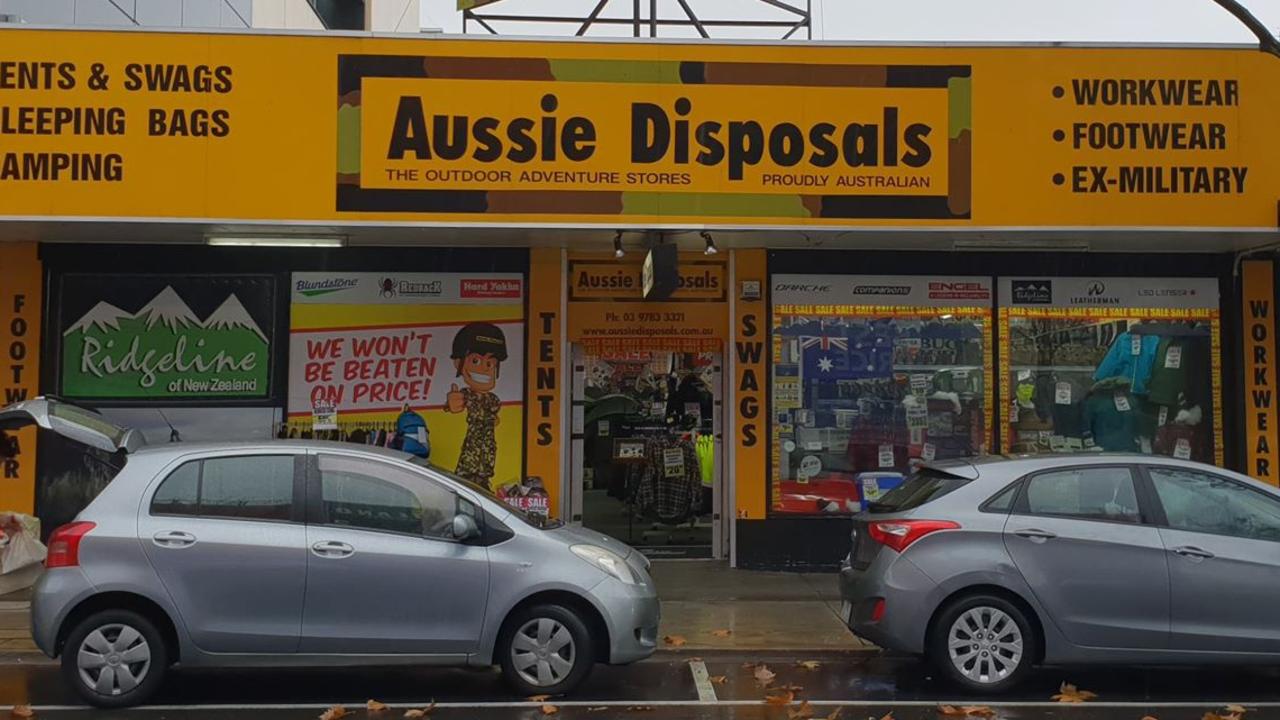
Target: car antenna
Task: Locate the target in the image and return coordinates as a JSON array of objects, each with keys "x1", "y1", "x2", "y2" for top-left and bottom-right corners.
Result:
[{"x1": 156, "y1": 409, "x2": 181, "y2": 443}]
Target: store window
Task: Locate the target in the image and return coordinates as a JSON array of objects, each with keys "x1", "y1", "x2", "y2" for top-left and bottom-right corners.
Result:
[
  {"x1": 1000, "y1": 278, "x2": 1222, "y2": 464},
  {"x1": 770, "y1": 276, "x2": 994, "y2": 515}
]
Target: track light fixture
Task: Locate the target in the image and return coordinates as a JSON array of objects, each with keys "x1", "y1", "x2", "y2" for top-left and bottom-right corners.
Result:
[
  {"x1": 613, "y1": 231, "x2": 625, "y2": 258},
  {"x1": 701, "y1": 231, "x2": 718, "y2": 255}
]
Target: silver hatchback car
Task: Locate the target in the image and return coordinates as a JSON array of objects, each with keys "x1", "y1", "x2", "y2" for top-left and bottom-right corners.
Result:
[
  {"x1": 1, "y1": 398, "x2": 659, "y2": 708},
  {"x1": 841, "y1": 454, "x2": 1280, "y2": 692}
]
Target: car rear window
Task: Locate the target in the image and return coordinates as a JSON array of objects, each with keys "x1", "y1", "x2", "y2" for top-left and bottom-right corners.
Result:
[{"x1": 867, "y1": 469, "x2": 971, "y2": 513}]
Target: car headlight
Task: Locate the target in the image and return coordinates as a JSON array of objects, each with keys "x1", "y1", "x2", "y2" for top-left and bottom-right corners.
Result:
[{"x1": 570, "y1": 544, "x2": 637, "y2": 585}]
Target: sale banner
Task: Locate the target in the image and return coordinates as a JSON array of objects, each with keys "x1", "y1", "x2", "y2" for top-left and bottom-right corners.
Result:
[{"x1": 287, "y1": 272, "x2": 524, "y2": 491}]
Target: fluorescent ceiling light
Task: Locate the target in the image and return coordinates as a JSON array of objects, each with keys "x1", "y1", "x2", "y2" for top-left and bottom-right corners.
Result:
[
  {"x1": 952, "y1": 238, "x2": 1090, "y2": 252},
  {"x1": 207, "y1": 235, "x2": 346, "y2": 248}
]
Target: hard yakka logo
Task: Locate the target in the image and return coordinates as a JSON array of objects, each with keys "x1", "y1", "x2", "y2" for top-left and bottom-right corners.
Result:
[{"x1": 385, "y1": 94, "x2": 935, "y2": 181}]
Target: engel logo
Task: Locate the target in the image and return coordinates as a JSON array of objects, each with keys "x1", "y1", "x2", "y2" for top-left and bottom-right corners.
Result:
[{"x1": 462, "y1": 279, "x2": 522, "y2": 298}]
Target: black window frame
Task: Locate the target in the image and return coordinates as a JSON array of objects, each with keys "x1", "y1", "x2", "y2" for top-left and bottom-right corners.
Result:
[
  {"x1": 1012, "y1": 464, "x2": 1154, "y2": 526},
  {"x1": 305, "y1": 452, "x2": 486, "y2": 545},
  {"x1": 1137, "y1": 463, "x2": 1280, "y2": 542},
  {"x1": 980, "y1": 479, "x2": 1023, "y2": 514},
  {"x1": 148, "y1": 453, "x2": 306, "y2": 524}
]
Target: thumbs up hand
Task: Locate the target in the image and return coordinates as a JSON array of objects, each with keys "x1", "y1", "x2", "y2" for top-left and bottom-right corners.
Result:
[{"x1": 446, "y1": 383, "x2": 465, "y2": 413}]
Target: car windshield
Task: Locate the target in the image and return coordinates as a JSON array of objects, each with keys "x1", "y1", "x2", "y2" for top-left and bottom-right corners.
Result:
[
  {"x1": 406, "y1": 457, "x2": 561, "y2": 529},
  {"x1": 868, "y1": 468, "x2": 972, "y2": 513}
]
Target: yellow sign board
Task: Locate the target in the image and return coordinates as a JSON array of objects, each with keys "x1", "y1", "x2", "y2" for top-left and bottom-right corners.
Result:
[
  {"x1": 568, "y1": 260, "x2": 725, "y2": 301},
  {"x1": 0, "y1": 28, "x2": 1278, "y2": 228}
]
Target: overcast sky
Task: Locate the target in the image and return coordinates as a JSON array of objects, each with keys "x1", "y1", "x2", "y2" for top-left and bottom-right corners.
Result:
[{"x1": 421, "y1": 0, "x2": 1280, "y2": 43}]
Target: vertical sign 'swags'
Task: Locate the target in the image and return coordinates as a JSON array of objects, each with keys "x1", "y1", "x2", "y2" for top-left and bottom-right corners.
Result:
[
  {"x1": 733, "y1": 250, "x2": 768, "y2": 520},
  {"x1": 1243, "y1": 260, "x2": 1279, "y2": 484},
  {"x1": 0, "y1": 243, "x2": 41, "y2": 513}
]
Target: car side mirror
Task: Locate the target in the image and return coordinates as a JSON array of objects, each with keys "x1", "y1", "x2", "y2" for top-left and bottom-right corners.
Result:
[{"x1": 452, "y1": 514, "x2": 480, "y2": 542}]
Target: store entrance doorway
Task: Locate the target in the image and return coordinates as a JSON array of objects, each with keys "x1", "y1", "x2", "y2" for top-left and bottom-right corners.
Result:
[{"x1": 569, "y1": 346, "x2": 724, "y2": 560}]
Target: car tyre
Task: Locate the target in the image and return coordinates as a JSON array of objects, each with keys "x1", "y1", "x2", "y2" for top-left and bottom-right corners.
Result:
[
  {"x1": 930, "y1": 594, "x2": 1036, "y2": 694},
  {"x1": 498, "y1": 604, "x2": 595, "y2": 696},
  {"x1": 61, "y1": 609, "x2": 168, "y2": 709}
]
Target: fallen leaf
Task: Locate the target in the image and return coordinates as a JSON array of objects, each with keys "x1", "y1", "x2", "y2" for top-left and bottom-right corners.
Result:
[
  {"x1": 663, "y1": 634, "x2": 687, "y2": 647},
  {"x1": 754, "y1": 663, "x2": 778, "y2": 687},
  {"x1": 367, "y1": 700, "x2": 388, "y2": 713},
  {"x1": 711, "y1": 629, "x2": 733, "y2": 638},
  {"x1": 959, "y1": 707, "x2": 996, "y2": 718},
  {"x1": 1140, "y1": 716, "x2": 1158, "y2": 720},
  {"x1": 798, "y1": 660, "x2": 822, "y2": 671},
  {"x1": 827, "y1": 710, "x2": 845, "y2": 720},
  {"x1": 403, "y1": 700, "x2": 436, "y2": 718},
  {"x1": 528, "y1": 695, "x2": 552, "y2": 703},
  {"x1": 689, "y1": 657, "x2": 703, "y2": 663},
  {"x1": 880, "y1": 712, "x2": 894, "y2": 720},
  {"x1": 10, "y1": 707, "x2": 33, "y2": 719},
  {"x1": 1226, "y1": 706, "x2": 1247, "y2": 715},
  {"x1": 937, "y1": 706, "x2": 966, "y2": 717},
  {"x1": 710, "y1": 675, "x2": 728, "y2": 685},
  {"x1": 788, "y1": 701, "x2": 815, "y2": 719},
  {"x1": 541, "y1": 704, "x2": 559, "y2": 716},
  {"x1": 1051, "y1": 682, "x2": 1098, "y2": 704},
  {"x1": 319, "y1": 706, "x2": 351, "y2": 720},
  {"x1": 765, "y1": 690, "x2": 796, "y2": 706}
]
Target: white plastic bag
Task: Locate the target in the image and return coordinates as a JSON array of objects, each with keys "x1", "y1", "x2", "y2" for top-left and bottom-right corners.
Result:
[{"x1": 0, "y1": 512, "x2": 45, "y2": 575}]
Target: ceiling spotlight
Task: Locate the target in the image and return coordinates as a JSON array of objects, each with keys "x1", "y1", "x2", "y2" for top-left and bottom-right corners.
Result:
[
  {"x1": 613, "y1": 231, "x2": 625, "y2": 258},
  {"x1": 701, "y1": 231, "x2": 718, "y2": 255}
]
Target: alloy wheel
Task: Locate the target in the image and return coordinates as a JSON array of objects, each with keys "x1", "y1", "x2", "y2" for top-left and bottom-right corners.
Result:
[
  {"x1": 510, "y1": 617, "x2": 576, "y2": 688},
  {"x1": 946, "y1": 606, "x2": 1023, "y2": 684},
  {"x1": 76, "y1": 623, "x2": 151, "y2": 696}
]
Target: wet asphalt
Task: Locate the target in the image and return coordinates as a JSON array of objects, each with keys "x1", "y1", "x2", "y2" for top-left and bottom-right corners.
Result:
[{"x1": 3, "y1": 650, "x2": 1280, "y2": 719}]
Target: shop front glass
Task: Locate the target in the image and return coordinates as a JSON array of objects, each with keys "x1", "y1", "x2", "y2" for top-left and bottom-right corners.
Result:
[
  {"x1": 573, "y1": 344, "x2": 719, "y2": 558},
  {"x1": 1000, "y1": 277, "x2": 1222, "y2": 464},
  {"x1": 770, "y1": 276, "x2": 994, "y2": 515}
]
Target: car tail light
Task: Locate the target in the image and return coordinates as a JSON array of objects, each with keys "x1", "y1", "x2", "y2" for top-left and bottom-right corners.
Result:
[
  {"x1": 866, "y1": 519, "x2": 959, "y2": 553},
  {"x1": 46, "y1": 522, "x2": 95, "y2": 568},
  {"x1": 871, "y1": 598, "x2": 886, "y2": 622}
]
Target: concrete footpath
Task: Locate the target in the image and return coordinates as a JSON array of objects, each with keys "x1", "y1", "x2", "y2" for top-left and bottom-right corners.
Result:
[{"x1": 0, "y1": 561, "x2": 871, "y2": 661}]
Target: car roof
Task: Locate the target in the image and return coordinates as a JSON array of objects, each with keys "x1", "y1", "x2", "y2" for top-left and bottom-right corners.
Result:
[
  {"x1": 130, "y1": 439, "x2": 414, "y2": 462},
  {"x1": 928, "y1": 452, "x2": 1242, "y2": 479}
]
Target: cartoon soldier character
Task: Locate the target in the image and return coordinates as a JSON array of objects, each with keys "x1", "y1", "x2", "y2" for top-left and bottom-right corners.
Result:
[{"x1": 445, "y1": 322, "x2": 508, "y2": 489}]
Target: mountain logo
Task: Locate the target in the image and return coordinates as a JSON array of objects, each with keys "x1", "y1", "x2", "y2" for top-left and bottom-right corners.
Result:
[
  {"x1": 62, "y1": 286, "x2": 270, "y2": 399},
  {"x1": 1010, "y1": 280, "x2": 1053, "y2": 305}
]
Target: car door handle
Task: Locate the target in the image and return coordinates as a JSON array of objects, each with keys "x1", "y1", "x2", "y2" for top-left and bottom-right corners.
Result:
[
  {"x1": 1172, "y1": 545, "x2": 1215, "y2": 560},
  {"x1": 152, "y1": 531, "x2": 196, "y2": 548},
  {"x1": 311, "y1": 541, "x2": 355, "y2": 559},
  {"x1": 1013, "y1": 528, "x2": 1057, "y2": 541}
]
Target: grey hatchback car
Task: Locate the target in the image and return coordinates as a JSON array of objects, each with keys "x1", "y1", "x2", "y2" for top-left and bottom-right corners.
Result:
[
  {"x1": 1, "y1": 398, "x2": 659, "y2": 708},
  {"x1": 841, "y1": 454, "x2": 1280, "y2": 692}
]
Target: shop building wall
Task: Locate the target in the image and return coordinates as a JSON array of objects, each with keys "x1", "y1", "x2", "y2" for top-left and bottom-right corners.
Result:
[{"x1": 734, "y1": 248, "x2": 1239, "y2": 571}]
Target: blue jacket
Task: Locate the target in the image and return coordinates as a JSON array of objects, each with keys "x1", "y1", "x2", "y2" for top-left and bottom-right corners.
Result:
[{"x1": 396, "y1": 410, "x2": 430, "y2": 458}]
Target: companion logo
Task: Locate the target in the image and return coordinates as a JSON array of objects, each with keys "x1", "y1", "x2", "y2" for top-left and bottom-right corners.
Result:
[
  {"x1": 1011, "y1": 280, "x2": 1053, "y2": 304},
  {"x1": 852, "y1": 285, "x2": 912, "y2": 296},
  {"x1": 461, "y1": 279, "x2": 522, "y2": 299},
  {"x1": 295, "y1": 277, "x2": 359, "y2": 298},
  {"x1": 928, "y1": 281, "x2": 990, "y2": 301}
]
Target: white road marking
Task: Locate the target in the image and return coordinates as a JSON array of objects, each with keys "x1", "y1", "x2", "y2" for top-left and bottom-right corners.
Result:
[
  {"x1": 689, "y1": 658, "x2": 718, "y2": 703},
  {"x1": 8, "y1": 700, "x2": 1280, "y2": 711}
]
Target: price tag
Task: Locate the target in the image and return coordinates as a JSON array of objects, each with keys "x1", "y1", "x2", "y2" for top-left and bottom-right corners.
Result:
[
  {"x1": 1174, "y1": 438, "x2": 1192, "y2": 460},
  {"x1": 684, "y1": 402, "x2": 701, "y2": 421},
  {"x1": 1055, "y1": 382, "x2": 1072, "y2": 405},
  {"x1": 1158, "y1": 406, "x2": 1169, "y2": 427},
  {"x1": 1114, "y1": 393, "x2": 1131, "y2": 412},
  {"x1": 1066, "y1": 437, "x2": 1084, "y2": 450},
  {"x1": 663, "y1": 447, "x2": 685, "y2": 478},
  {"x1": 910, "y1": 374, "x2": 930, "y2": 397},
  {"x1": 415, "y1": 427, "x2": 427, "y2": 445},
  {"x1": 878, "y1": 444, "x2": 895, "y2": 468},
  {"x1": 1017, "y1": 369, "x2": 1032, "y2": 381},
  {"x1": 1165, "y1": 345, "x2": 1183, "y2": 369},
  {"x1": 598, "y1": 420, "x2": 610, "y2": 437},
  {"x1": 1050, "y1": 435, "x2": 1066, "y2": 451},
  {"x1": 910, "y1": 428, "x2": 924, "y2": 445},
  {"x1": 805, "y1": 441, "x2": 823, "y2": 451},
  {"x1": 651, "y1": 402, "x2": 666, "y2": 417},
  {"x1": 922, "y1": 443, "x2": 937, "y2": 461},
  {"x1": 312, "y1": 404, "x2": 337, "y2": 431},
  {"x1": 1084, "y1": 436, "x2": 1096, "y2": 449},
  {"x1": 906, "y1": 406, "x2": 929, "y2": 429},
  {"x1": 954, "y1": 368, "x2": 970, "y2": 380},
  {"x1": 1131, "y1": 334, "x2": 1143, "y2": 356}
]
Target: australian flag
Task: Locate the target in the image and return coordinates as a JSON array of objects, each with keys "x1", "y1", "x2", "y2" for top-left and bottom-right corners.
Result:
[{"x1": 801, "y1": 323, "x2": 897, "y2": 380}]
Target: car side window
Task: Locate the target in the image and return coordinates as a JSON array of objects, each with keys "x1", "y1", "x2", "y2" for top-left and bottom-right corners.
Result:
[
  {"x1": 1023, "y1": 466, "x2": 1141, "y2": 523},
  {"x1": 1148, "y1": 467, "x2": 1280, "y2": 542},
  {"x1": 982, "y1": 481, "x2": 1020, "y2": 513},
  {"x1": 317, "y1": 454, "x2": 458, "y2": 539},
  {"x1": 150, "y1": 455, "x2": 295, "y2": 522}
]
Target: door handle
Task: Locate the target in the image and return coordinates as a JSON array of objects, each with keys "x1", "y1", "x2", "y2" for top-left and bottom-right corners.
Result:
[
  {"x1": 311, "y1": 541, "x2": 355, "y2": 559},
  {"x1": 1172, "y1": 545, "x2": 1215, "y2": 560},
  {"x1": 1013, "y1": 528, "x2": 1057, "y2": 541},
  {"x1": 152, "y1": 531, "x2": 196, "y2": 548}
]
